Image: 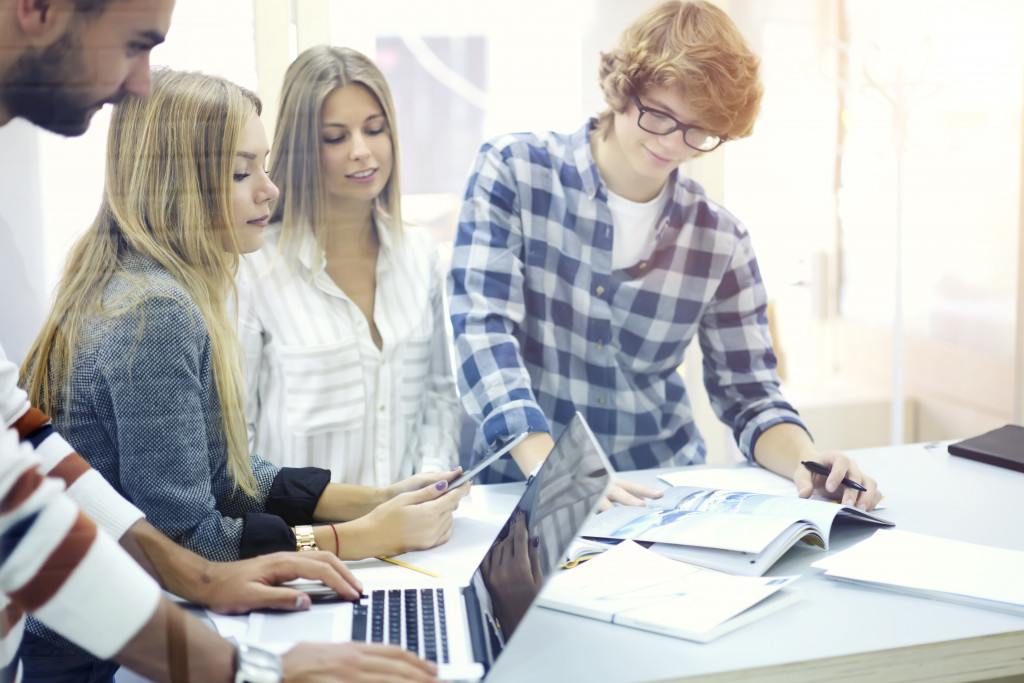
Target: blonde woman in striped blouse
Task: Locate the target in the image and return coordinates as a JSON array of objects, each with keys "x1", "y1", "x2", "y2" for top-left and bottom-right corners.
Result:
[{"x1": 237, "y1": 46, "x2": 462, "y2": 486}]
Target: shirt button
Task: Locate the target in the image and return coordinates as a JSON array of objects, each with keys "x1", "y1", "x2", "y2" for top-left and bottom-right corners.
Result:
[
  {"x1": 597, "y1": 396, "x2": 606, "y2": 405},
  {"x1": 639, "y1": 262, "x2": 647, "y2": 270},
  {"x1": 596, "y1": 342, "x2": 604, "y2": 350},
  {"x1": 595, "y1": 285, "x2": 605, "y2": 295},
  {"x1": 379, "y1": 405, "x2": 386, "y2": 412}
]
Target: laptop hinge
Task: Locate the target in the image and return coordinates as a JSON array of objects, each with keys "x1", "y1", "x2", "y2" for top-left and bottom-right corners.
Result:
[{"x1": 461, "y1": 584, "x2": 491, "y2": 670}]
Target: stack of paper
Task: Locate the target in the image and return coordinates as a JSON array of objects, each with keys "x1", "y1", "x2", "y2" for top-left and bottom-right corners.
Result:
[
  {"x1": 540, "y1": 541, "x2": 802, "y2": 643},
  {"x1": 812, "y1": 529, "x2": 1024, "y2": 615}
]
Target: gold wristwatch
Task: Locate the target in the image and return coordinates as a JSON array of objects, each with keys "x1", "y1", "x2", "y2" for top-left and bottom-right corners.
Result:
[{"x1": 294, "y1": 524, "x2": 318, "y2": 552}]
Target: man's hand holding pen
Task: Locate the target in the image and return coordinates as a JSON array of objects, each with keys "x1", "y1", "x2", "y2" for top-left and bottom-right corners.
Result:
[{"x1": 794, "y1": 451, "x2": 882, "y2": 511}]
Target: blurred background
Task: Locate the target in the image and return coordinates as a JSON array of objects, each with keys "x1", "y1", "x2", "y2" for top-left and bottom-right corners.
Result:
[{"x1": 1, "y1": 0, "x2": 1021, "y2": 462}]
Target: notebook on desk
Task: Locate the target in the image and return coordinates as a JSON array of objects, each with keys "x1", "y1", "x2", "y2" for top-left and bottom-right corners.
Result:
[
  {"x1": 947, "y1": 424, "x2": 1024, "y2": 474},
  {"x1": 246, "y1": 412, "x2": 614, "y2": 681}
]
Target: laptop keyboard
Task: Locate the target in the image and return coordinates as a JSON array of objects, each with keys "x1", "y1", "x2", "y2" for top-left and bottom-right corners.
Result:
[{"x1": 352, "y1": 588, "x2": 450, "y2": 663}]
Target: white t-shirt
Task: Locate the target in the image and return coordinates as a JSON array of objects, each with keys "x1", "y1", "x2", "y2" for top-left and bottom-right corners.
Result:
[{"x1": 608, "y1": 182, "x2": 671, "y2": 271}]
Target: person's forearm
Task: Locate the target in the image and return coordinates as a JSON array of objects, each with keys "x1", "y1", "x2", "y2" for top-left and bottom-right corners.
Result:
[
  {"x1": 311, "y1": 519, "x2": 377, "y2": 560},
  {"x1": 119, "y1": 519, "x2": 221, "y2": 604},
  {"x1": 752, "y1": 422, "x2": 816, "y2": 479},
  {"x1": 114, "y1": 598, "x2": 235, "y2": 683},
  {"x1": 510, "y1": 432, "x2": 555, "y2": 477},
  {"x1": 312, "y1": 483, "x2": 388, "y2": 522},
  {"x1": 307, "y1": 518, "x2": 402, "y2": 560}
]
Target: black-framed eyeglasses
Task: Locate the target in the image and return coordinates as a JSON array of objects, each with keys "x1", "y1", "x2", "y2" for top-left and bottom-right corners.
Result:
[{"x1": 632, "y1": 95, "x2": 725, "y2": 152}]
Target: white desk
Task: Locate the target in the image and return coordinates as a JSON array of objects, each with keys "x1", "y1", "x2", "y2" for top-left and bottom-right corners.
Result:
[
  {"x1": 163, "y1": 442, "x2": 1024, "y2": 683},
  {"x1": 475, "y1": 442, "x2": 1024, "y2": 683}
]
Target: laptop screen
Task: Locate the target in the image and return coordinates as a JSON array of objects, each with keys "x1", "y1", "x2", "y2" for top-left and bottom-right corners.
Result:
[{"x1": 463, "y1": 412, "x2": 613, "y2": 671}]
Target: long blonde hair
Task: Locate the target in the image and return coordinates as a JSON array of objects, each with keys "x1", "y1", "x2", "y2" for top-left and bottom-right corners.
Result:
[
  {"x1": 21, "y1": 68, "x2": 261, "y2": 495},
  {"x1": 269, "y1": 45, "x2": 403, "y2": 262}
]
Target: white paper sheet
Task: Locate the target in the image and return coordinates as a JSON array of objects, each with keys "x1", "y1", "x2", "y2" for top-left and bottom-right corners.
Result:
[
  {"x1": 813, "y1": 529, "x2": 1024, "y2": 611},
  {"x1": 658, "y1": 466, "x2": 798, "y2": 497},
  {"x1": 540, "y1": 541, "x2": 801, "y2": 641},
  {"x1": 385, "y1": 514, "x2": 506, "y2": 581}
]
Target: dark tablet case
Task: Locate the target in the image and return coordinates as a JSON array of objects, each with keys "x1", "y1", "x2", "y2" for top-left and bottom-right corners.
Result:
[{"x1": 947, "y1": 424, "x2": 1024, "y2": 474}]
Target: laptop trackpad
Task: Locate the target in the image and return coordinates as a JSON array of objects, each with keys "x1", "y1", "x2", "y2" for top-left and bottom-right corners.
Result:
[
  {"x1": 249, "y1": 603, "x2": 354, "y2": 643},
  {"x1": 438, "y1": 662, "x2": 485, "y2": 681}
]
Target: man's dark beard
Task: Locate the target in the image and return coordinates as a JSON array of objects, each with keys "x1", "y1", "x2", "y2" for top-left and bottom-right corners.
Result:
[{"x1": 0, "y1": 28, "x2": 107, "y2": 137}]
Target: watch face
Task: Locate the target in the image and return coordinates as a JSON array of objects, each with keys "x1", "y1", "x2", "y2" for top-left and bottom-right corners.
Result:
[{"x1": 236, "y1": 643, "x2": 282, "y2": 683}]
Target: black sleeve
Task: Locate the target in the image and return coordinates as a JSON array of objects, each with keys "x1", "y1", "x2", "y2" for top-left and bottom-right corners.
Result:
[
  {"x1": 265, "y1": 467, "x2": 332, "y2": 524},
  {"x1": 239, "y1": 512, "x2": 295, "y2": 558},
  {"x1": 238, "y1": 467, "x2": 331, "y2": 559}
]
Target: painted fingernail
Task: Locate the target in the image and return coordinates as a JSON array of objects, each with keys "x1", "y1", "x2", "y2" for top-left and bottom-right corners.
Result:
[
  {"x1": 296, "y1": 594, "x2": 311, "y2": 610},
  {"x1": 435, "y1": 480, "x2": 448, "y2": 491}
]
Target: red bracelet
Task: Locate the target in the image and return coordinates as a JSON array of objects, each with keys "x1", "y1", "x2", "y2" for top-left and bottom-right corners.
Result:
[{"x1": 330, "y1": 524, "x2": 340, "y2": 557}]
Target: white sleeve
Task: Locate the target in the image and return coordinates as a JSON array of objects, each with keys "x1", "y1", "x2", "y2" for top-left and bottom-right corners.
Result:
[
  {"x1": 2, "y1": 343, "x2": 145, "y2": 540},
  {"x1": 0, "y1": 346, "x2": 30, "y2": 428},
  {"x1": 0, "y1": 429, "x2": 160, "y2": 659}
]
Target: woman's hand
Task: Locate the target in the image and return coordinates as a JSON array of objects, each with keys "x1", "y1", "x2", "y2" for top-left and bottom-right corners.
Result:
[
  {"x1": 336, "y1": 478, "x2": 472, "y2": 559},
  {"x1": 384, "y1": 468, "x2": 462, "y2": 498},
  {"x1": 793, "y1": 450, "x2": 882, "y2": 511},
  {"x1": 598, "y1": 477, "x2": 663, "y2": 511},
  {"x1": 480, "y1": 509, "x2": 542, "y2": 636}
]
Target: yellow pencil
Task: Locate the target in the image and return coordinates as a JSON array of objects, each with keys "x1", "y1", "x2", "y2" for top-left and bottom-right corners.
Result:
[
  {"x1": 375, "y1": 555, "x2": 442, "y2": 578},
  {"x1": 560, "y1": 553, "x2": 600, "y2": 570}
]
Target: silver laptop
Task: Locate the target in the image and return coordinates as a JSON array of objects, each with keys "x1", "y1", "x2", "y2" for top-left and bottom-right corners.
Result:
[{"x1": 254, "y1": 412, "x2": 613, "y2": 680}]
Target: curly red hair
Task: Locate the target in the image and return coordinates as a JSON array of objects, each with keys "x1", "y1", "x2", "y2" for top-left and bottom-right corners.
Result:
[{"x1": 596, "y1": 0, "x2": 763, "y2": 141}]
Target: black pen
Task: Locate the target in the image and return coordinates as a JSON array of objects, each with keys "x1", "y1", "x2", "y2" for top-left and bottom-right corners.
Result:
[{"x1": 800, "y1": 461, "x2": 867, "y2": 492}]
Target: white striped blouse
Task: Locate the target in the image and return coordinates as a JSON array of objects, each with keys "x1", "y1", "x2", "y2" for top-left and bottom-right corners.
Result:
[{"x1": 236, "y1": 220, "x2": 461, "y2": 487}]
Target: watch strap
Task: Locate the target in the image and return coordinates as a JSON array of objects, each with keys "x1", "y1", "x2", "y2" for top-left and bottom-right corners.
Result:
[
  {"x1": 234, "y1": 641, "x2": 283, "y2": 683},
  {"x1": 294, "y1": 524, "x2": 318, "y2": 552}
]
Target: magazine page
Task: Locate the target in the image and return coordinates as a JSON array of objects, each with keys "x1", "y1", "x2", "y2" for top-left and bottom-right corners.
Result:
[
  {"x1": 580, "y1": 505, "x2": 805, "y2": 554},
  {"x1": 658, "y1": 467, "x2": 889, "y2": 509},
  {"x1": 651, "y1": 486, "x2": 890, "y2": 537},
  {"x1": 580, "y1": 486, "x2": 891, "y2": 556},
  {"x1": 564, "y1": 537, "x2": 620, "y2": 564},
  {"x1": 650, "y1": 522, "x2": 824, "y2": 576}
]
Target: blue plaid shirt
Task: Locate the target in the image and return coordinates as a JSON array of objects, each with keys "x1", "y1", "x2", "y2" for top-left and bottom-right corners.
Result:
[{"x1": 449, "y1": 120, "x2": 805, "y2": 482}]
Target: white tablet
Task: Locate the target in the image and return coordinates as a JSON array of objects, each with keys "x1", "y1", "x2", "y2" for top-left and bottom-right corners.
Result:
[{"x1": 445, "y1": 431, "x2": 529, "y2": 493}]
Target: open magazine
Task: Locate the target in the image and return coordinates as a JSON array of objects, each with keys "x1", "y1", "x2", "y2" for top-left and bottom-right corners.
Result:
[{"x1": 571, "y1": 485, "x2": 893, "y2": 576}]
